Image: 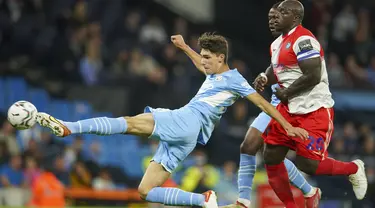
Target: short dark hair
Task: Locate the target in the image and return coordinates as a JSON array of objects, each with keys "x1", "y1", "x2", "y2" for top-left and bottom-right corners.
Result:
[{"x1": 198, "y1": 32, "x2": 229, "y2": 63}]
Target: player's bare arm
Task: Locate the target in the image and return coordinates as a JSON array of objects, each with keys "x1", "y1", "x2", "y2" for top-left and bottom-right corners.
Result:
[
  {"x1": 246, "y1": 92, "x2": 308, "y2": 139},
  {"x1": 171, "y1": 35, "x2": 205, "y2": 74},
  {"x1": 275, "y1": 57, "x2": 321, "y2": 103}
]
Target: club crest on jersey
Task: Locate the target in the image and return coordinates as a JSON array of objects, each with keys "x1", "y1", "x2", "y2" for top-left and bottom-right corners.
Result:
[
  {"x1": 215, "y1": 76, "x2": 223, "y2": 81},
  {"x1": 286, "y1": 42, "x2": 291, "y2": 49}
]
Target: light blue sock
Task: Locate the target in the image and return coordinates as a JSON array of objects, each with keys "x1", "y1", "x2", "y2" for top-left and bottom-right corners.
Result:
[
  {"x1": 63, "y1": 117, "x2": 127, "y2": 135},
  {"x1": 284, "y1": 158, "x2": 313, "y2": 195},
  {"x1": 145, "y1": 187, "x2": 205, "y2": 206},
  {"x1": 238, "y1": 154, "x2": 256, "y2": 201}
]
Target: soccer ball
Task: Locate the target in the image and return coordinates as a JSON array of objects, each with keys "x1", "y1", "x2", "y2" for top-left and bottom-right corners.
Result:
[{"x1": 7, "y1": 101, "x2": 38, "y2": 130}]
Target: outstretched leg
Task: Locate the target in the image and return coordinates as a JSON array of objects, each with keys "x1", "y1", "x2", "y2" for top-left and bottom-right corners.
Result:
[
  {"x1": 295, "y1": 155, "x2": 367, "y2": 200},
  {"x1": 37, "y1": 111, "x2": 218, "y2": 207},
  {"x1": 36, "y1": 112, "x2": 155, "y2": 137}
]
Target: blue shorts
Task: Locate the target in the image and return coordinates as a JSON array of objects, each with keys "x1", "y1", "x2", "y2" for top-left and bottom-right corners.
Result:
[
  {"x1": 144, "y1": 106, "x2": 201, "y2": 172},
  {"x1": 250, "y1": 112, "x2": 272, "y2": 133}
]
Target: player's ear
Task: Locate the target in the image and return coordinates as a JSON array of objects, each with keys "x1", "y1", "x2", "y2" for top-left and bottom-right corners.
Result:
[{"x1": 218, "y1": 54, "x2": 225, "y2": 63}]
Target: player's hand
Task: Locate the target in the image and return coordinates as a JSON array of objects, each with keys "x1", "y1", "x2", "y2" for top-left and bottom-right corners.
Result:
[
  {"x1": 275, "y1": 87, "x2": 288, "y2": 103},
  {"x1": 286, "y1": 127, "x2": 309, "y2": 139},
  {"x1": 253, "y1": 74, "x2": 267, "y2": 92},
  {"x1": 171, "y1": 35, "x2": 187, "y2": 49}
]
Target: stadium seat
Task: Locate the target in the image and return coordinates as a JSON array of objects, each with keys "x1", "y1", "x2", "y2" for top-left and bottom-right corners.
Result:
[
  {"x1": 5, "y1": 77, "x2": 28, "y2": 107},
  {"x1": 48, "y1": 100, "x2": 75, "y2": 121},
  {"x1": 121, "y1": 148, "x2": 144, "y2": 178},
  {"x1": 72, "y1": 101, "x2": 93, "y2": 120},
  {"x1": 28, "y1": 89, "x2": 50, "y2": 111},
  {"x1": 92, "y1": 112, "x2": 114, "y2": 118}
]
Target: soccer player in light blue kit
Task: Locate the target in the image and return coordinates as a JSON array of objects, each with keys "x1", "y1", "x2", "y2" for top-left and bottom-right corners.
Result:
[
  {"x1": 224, "y1": 3, "x2": 320, "y2": 208},
  {"x1": 36, "y1": 32, "x2": 308, "y2": 208}
]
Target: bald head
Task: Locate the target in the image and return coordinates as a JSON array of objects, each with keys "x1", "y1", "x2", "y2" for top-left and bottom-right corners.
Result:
[{"x1": 279, "y1": 0, "x2": 304, "y2": 22}]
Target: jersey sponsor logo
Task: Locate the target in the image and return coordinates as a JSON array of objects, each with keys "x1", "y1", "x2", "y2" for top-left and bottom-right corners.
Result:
[{"x1": 298, "y1": 39, "x2": 313, "y2": 51}]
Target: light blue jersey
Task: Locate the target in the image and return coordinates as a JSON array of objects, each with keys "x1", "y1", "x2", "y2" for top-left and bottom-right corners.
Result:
[
  {"x1": 186, "y1": 69, "x2": 256, "y2": 145},
  {"x1": 146, "y1": 68, "x2": 255, "y2": 172},
  {"x1": 250, "y1": 84, "x2": 281, "y2": 133},
  {"x1": 270, "y1": 84, "x2": 281, "y2": 106}
]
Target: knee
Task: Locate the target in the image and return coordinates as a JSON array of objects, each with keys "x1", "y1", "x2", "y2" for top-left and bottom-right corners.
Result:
[
  {"x1": 263, "y1": 148, "x2": 275, "y2": 165},
  {"x1": 240, "y1": 141, "x2": 259, "y2": 156},
  {"x1": 138, "y1": 184, "x2": 151, "y2": 200},
  {"x1": 295, "y1": 156, "x2": 319, "y2": 175},
  {"x1": 263, "y1": 147, "x2": 283, "y2": 165},
  {"x1": 240, "y1": 131, "x2": 263, "y2": 156},
  {"x1": 124, "y1": 114, "x2": 155, "y2": 136}
]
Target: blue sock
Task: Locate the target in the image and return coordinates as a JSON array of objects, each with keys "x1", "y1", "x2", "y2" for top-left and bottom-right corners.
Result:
[
  {"x1": 64, "y1": 117, "x2": 127, "y2": 135},
  {"x1": 238, "y1": 154, "x2": 256, "y2": 201},
  {"x1": 284, "y1": 159, "x2": 313, "y2": 195},
  {"x1": 145, "y1": 187, "x2": 205, "y2": 206}
]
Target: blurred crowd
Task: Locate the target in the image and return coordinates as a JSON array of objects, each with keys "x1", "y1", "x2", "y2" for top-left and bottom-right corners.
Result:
[
  {"x1": 0, "y1": 0, "x2": 374, "y2": 207},
  {"x1": 304, "y1": 0, "x2": 375, "y2": 89}
]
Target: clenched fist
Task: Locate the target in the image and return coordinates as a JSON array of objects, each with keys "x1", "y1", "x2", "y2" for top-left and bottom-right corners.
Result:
[
  {"x1": 171, "y1": 35, "x2": 187, "y2": 49},
  {"x1": 253, "y1": 73, "x2": 268, "y2": 92}
]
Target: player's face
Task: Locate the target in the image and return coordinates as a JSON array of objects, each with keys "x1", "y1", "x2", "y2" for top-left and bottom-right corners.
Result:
[
  {"x1": 200, "y1": 49, "x2": 224, "y2": 74},
  {"x1": 268, "y1": 8, "x2": 281, "y2": 37},
  {"x1": 276, "y1": 3, "x2": 295, "y2": 31}
]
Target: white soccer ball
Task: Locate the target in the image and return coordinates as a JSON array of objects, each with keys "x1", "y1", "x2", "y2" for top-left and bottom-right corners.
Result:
[{"x1": 7, "y1": 101, "x2": 38, "y2": 130}]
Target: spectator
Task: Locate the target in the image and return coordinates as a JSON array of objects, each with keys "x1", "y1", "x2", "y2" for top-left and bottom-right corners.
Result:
[
  {"x1": 0, "y1": 141, "x2": 10, "y2": 165},
  {"x1": 22, "y1": 139, "x2": 42, "y2": 164},
  {"x1": 53, "y1": 156, "x2": 70, "y2": 186},
  {"x1": 28, "y1": 166, "x2": 65, "y2": 207},
  {"x1": 70, "y1": 161, "x2": 92, "y2": 188},
  {"x1": 80, "y1": 35, "x2": 103, "y2": 86},
  {"x1": 86, "y1": 140, "x2": 101, "y2": 163},
  {"x1": 215, "y1": 161, "x2": 238, "y2": 205},
  {"x1": 139, "y1": 17, "x2": 167, "y2": 45},
  {"x1": 92, "y1": 169, "x2": 115, "y2": 190},
  {"x1": 116, "y1": 10, "x2": 142, "y2": 42},
  {"x1": 0, "y1": 155, "x2": 26, "y2": 206},
  {"x1": 327, "y1": 53, "x2": 348, "y2": 88},
  {"x1": 355, "y1": 9, "x2": 371, "y2": 63},
  {"x1": 332, "y1": 3, "x2": 357, "y2": 44},
  {"x1": 180, "y1": 150, "x2": 220, "y2": 193},
  {"x1": 345, "y1": 55, "x2": 370, "y2": 88},
  {"x1": 71, "y1": 136, "x2": 85, "y2": 161},
  {"x1": 110, "y1": 45, "x2": 130, "y2": 77},
  {"x1": 38, "y1": 131, "x2": 65, "y2": 170},
  {"x1": 24, "y1": 157, "x2": 41, "y2": 187},
  {"x1": 0, "y1": 121, "x2": 19, "y2": 155},
  {"x1": 331, "y1": 3, "x2": 357, "y2": 60}
]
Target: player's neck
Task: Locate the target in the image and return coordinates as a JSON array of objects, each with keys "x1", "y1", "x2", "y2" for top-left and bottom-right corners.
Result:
[
  {"x1": 282, "y1": 23, "x2": 300, "y2": 36},
  {"x1": 216, "y1": 64, "x2": 230, "y2": 74}
]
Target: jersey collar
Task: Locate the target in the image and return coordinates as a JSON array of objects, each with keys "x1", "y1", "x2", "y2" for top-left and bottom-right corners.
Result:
[{"x1": 282, "y1": 24, "x2": 302, "y2": 38}]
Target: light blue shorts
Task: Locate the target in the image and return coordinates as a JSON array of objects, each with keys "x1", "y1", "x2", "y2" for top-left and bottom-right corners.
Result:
[
  {"x1": 144, "y1": 106, "x2": 201, "y2": 172},
  {"x1": 250, "y1": 111, "x2": 272, "y2": 133}
]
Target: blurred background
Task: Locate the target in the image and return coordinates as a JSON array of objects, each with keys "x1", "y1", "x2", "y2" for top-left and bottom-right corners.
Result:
[{"x1": 0, "y1": 0, "x2": 374, "y2": 207}]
